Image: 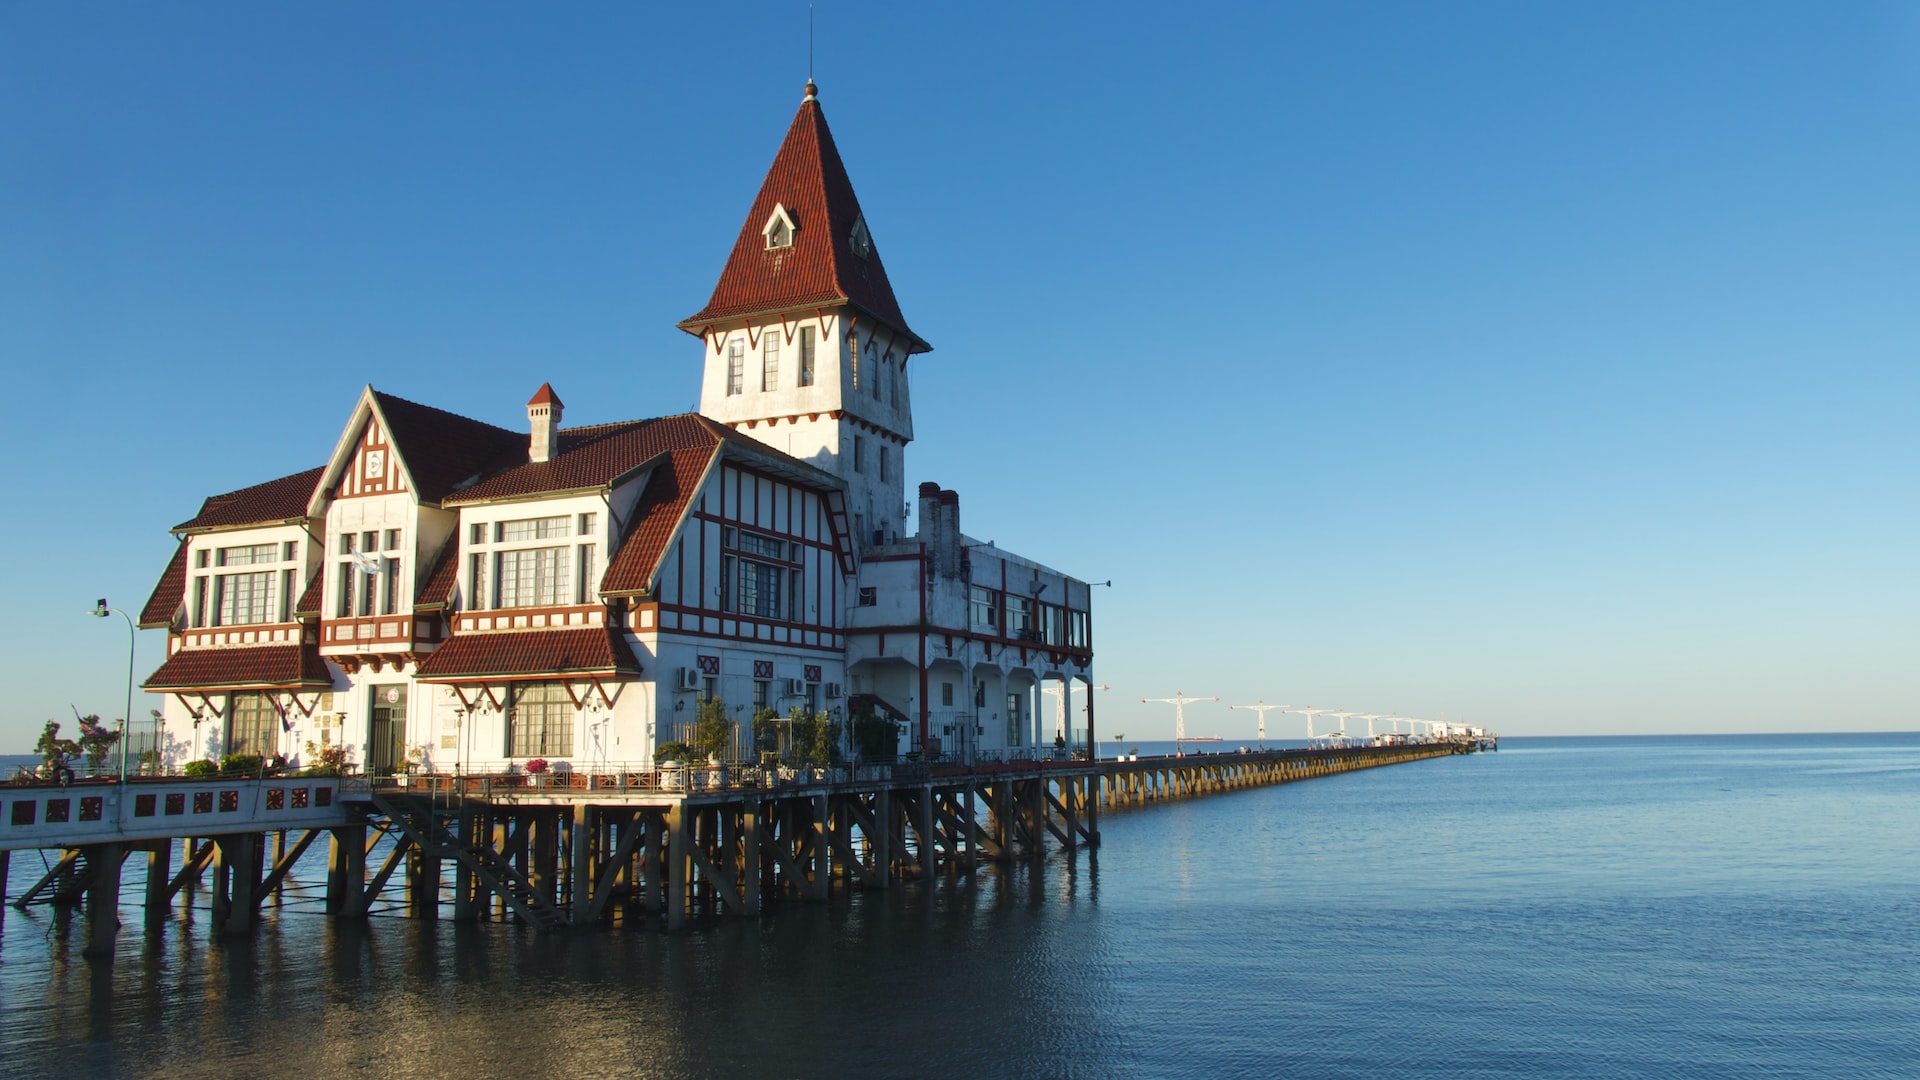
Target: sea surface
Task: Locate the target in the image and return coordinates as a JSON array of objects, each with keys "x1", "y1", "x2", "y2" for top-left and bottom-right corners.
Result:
[{"x1": 2, "y1": 734, "x2": 1916, "y2": 1079}]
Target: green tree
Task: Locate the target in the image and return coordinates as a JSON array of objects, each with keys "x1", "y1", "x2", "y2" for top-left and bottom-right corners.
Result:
[
  {"x1": 34, "y1": 720, "x2": 80, "y2": 776},
  {"x1": 693, "y1": 696, "x2": 736, "y2": 762}
]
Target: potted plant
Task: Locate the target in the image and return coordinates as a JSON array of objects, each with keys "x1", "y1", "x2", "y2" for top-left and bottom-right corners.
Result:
[
  {"x1": 525, "y1": 757, "x2": 550, "y2": 787},
  {"x1": 654, "y1": 741, "x2": 691, "y2": 791}
]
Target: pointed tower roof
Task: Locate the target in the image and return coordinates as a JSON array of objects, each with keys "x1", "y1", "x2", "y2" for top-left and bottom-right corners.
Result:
[{"x1": 679, "y1": 82, "x2": 930, "y2": 353}]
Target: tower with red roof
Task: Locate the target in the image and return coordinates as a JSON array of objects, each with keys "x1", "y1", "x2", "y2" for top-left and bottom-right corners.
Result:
[{"x1": 679, "y1": 80, "x2": 928, "y2": 548}]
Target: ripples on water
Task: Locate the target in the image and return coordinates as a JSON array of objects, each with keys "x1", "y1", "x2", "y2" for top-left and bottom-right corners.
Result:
[{"x1": 2, "y1": 734, "x2": 1916, "y2": 1079}]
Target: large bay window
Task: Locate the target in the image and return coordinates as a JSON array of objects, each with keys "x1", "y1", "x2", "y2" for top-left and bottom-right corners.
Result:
[
  {"x1": 508, "y1": 682, "x2": 574, "y2": 758},
  {"x1": 200, "y1": 541, "x2": 299, "y2": 627},
  {"x1": 227, "y1": 691, "x2": 278, "y2": 756}
]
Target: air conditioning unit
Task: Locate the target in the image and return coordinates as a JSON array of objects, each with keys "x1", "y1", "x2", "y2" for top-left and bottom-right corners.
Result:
[
  {"x1": 824, "y1": 682, "x2": 843, "y2": 699},
  {"x1": 676, "y1": 667, "x2": 701, "y2": 691},
  {"x1": 782, "y1": 677, "x2": 803, "y2": 696}
]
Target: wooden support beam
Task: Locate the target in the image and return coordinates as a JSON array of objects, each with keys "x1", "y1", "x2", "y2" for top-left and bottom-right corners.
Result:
[
  {"x1": 329, "y1": 825, "x2": 367, "y2": 917},
  {"x1": 144, "y1": 841, "x2": 172, "y2": 930},
  {"x1": 665, "y1": 802, "x2": 688, "y2": 930},
  {"x1": 740, "y1": 796, "x2": 761, "y2": 916},
  {"x1": 257, "y1": 829, "x2": 320, "y2": 903},
  {"x1": 83, "y1": 843, "x2": 125, "y2": 958}
]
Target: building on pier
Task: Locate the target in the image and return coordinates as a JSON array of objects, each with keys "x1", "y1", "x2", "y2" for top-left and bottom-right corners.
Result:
[{"x1": 138, "y1": 81, "x2": 1097, "y2": 777}]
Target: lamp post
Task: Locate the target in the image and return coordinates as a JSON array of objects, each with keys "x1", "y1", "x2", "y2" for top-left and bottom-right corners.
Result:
[{"x1": 87, "y1": 599, "x2": 136, "y2": 783}]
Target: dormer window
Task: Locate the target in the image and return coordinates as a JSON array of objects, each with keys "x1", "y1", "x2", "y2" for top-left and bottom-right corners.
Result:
[
  {"x1": 848, "y1": 214, "x2": 871, "y2": 259},
  {"x1": 763, "y1": 203, "x2": 797, "y2": 250}
]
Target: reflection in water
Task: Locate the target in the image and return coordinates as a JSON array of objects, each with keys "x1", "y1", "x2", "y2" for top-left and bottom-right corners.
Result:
[{"x1": 6, "y1": 735, "x2": 1920, "y2": 1079}]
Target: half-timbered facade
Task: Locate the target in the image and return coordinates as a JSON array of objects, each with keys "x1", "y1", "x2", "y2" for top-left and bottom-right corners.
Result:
[{"x1": 139, "y1": 81, "x2": 1095, "y2": 774}]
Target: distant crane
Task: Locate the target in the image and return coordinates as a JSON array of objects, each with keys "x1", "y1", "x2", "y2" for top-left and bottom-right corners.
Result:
[
  {"x1": 1229, "y1": 701, "x2": 1290, "y2": 748},
  {"x1": 1287, "y1": 705, "x2": 1330, "y2": 744},
  {"x1": 1142, "y1": 692, "x2": 1218, "y2": 750},
  {"x1": 1324, "y1": 711, "x2": 1358, "y2": 747},
  {"x1": 1042, "y1": 682, "x2": 1109, "y2": 756},
  {"x1": 1354, "y1": 713, "x2": 1385, "y2": 744}
]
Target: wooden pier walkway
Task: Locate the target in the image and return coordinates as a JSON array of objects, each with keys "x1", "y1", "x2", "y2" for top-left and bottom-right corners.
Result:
[{"x1": 1, "y1": 740, "x2": 1481, "y2": 951}]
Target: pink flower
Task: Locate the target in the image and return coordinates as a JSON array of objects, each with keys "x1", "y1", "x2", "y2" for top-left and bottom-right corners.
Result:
[{"x1": 525, "y1": 758, "x2": 549, "y2": 774}]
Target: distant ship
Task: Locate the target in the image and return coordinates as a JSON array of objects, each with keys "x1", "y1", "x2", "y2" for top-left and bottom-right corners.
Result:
[{"x1": 1180, "y1": 736, "x2": 1224, "y2": 743}]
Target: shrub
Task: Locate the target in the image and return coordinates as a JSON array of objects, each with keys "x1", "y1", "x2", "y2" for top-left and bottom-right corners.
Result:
[
  {"x1": 182, "y1": 759, "x2": 218, "y2": 779},
  {"x1": 302, "y1": 741, "x2": 346, "y2": 776},
  {"x1": 654, "y1": 741, "x2": 692, "y2": 763},
  {"x1": 219, "y1": 753, "x2": 264, "y2": 776}
]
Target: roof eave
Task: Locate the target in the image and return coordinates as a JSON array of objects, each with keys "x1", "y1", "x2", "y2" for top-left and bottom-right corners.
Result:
[{"x1": 677, "y1": 298, "x2": 932, "y2": 355}]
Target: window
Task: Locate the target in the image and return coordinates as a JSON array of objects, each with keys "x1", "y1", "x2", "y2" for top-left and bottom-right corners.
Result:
[
  {"x1": 382, "y1": 557, "x2": 402, "y2": 615},
  {"x1": 1068, "y1": 610, "x2": 1090, "y2": 649},
  {"x1": 384, "y1": 529, "x2": 401, "y2": 551},
  {"x1": 470, "y1": 523, "x2": 487, "y2": 545},
  {"x1": 868, "y1": 342, "x2": 881, "y2": 399},
  {"x1": 228, "y1": 691, "x2": 278, "y2": 756},
  {"x1": 879, "y1": 446, "x2": 890, "y2": 482},
  {"x1": 858, "y1": 586, "x2": 877, "y2": 606},
  {"x1": 849, "y1": 333, "x2": 860, "y2": 391},
  {"x1": 1007, "y1": 595, "x2": 1034, "y2": 638},
  {"x1": 975, "y1": 681, "x2": 986, "y2": 708},
  {"x1": 702, "y1": 676, "x2": 717, "y2": 703},
  {"x1": 892, "y1": 361, "x2": 902, "y2": 408},
  {"x1": 578, "y1": 512, "x2": 597, "y2": 535},
  {"x1": 727, "y1": 339, "x2": 745, "y2": 395},
  {"x1": 215, "y1": 571, "x2": 274, "y2": 626},
  {"x1": 849, "y1": 214, "x2": 871, "y2": 259},
  {"x1": 799, "y1": 326, "x2": 815, "y2": 386},
  {"x1": 508, "y1": 682, "x2": 573, "y2": 758},
  {"x1": 577, "y1": 544, "x2": 595, "y2": 604},
  {"x1": 853, "y1": 435, "x2": 865, "y2": 474},
  {"x1": 194, "y1": 577, "x2": 208, "y2": 627},
  {"x1": 195, "y1": 549, "x2": 210, "y2": 570},
  {"x1": 1007, "y1": 693, "x2": 1024, "y2": 746},
  {"x1": 283, "y1": 541, "x2": 298, "y2": 561},
  {"x1": 496, "y1": 547, "x2": 570, "y2": 608},
  {"x1": 499, "y1": 516, "x2": 569, "y2": 542},
  {"x1": 720, "y1": 528, "x2": 796, "y2": 620},
  {"x1": 764, "y1": 204, "x2": 795, "y2": 250},
  {"x1": 753, "y1": 680, "x2": 770, "y2": 712},
  {"x1": 942, "y1": 682, "x2": 954, "y2": 707},
  {"x1": 468, "y1": 553, "x2": 488, "y2": 611},
  {"x1": 970, "y1": 586, "x2": 999, "y2": 630},
  {"x1": 337, "y1": 564, "x2": 355, "y2": 619},
  {"x1": 763, "y1": 334, "x2": 780, "y2": 391},
  {"x1": 217, "y1": 544, "x2": 276, "y2": 567}
]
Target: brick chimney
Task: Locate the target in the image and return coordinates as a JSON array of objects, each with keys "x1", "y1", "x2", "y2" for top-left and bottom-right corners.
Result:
[{"x1": 527, "y1": 383, "x2": 563, "y2": 463}]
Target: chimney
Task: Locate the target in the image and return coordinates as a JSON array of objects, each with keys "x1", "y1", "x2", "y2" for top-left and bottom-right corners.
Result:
[
  {"x1": 527, "y1": 383, "x2": 563, "y2": 463},
  {"x1": 916, "y1": 482, "x2": 941, "y2": 540},
  {"x1": 937, "y1": 488, "x2": 961, "y2": 576}
]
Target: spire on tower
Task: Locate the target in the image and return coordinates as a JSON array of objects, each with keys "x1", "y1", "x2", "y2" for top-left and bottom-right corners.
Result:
[{"x1": 678, "y1": 91, "x2": 929, "y2": 353}]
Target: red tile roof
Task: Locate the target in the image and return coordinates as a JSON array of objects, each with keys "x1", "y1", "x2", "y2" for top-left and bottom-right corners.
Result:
[
  {"x1": 600, "y1": 448, "x2": 714, "y2": 597},
  {"x1": 173, "y1": 467, "x2": 324, "y2": 533},
  {"x1": 370, "y1": 390, "x2": 529, "y2": 505},
  {"x1": 294, "y1": 568, "x2": 325, "y2": 619},
  {"x1": 139, "y1": 541, "x2": 189, "y2": 629},
  {"x1": 414, "y1": 538, "x2": 460, "y2": 612},
  {"x1": 415, "y1": 626, "x2": 642, "y2": 681},
  {"x1": 527, "y1": 382, "x2": 562, "y2": 407},
  {"x1": 679, "y1": 91, "x2": 928, "y2": 352},
  {"x1": 445, "y1": 413, "x2": 739, "y2": 505},
  {"x1": 144, "y1": 645, "x2": 333, "y2": 691}
]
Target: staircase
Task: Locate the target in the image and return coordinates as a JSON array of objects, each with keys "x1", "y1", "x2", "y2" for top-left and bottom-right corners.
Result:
[{"x1": 365, "y1": 792, "x2": 567, "y2": 930}]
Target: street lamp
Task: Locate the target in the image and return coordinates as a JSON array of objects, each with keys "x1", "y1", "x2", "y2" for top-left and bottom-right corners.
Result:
[{"x1": 87, "y1": 598, "x2": 136, "y2": 783}]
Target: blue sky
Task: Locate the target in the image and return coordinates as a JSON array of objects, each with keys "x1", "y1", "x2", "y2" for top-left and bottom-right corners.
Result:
[{"x1": 2, "y1": 2, "x2": 1914, "y2": 745}]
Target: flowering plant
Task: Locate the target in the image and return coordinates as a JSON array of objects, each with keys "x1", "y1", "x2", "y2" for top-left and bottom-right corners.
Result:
[{"x1": 525, "y1": 757, "x2": 549, "y2": 774}]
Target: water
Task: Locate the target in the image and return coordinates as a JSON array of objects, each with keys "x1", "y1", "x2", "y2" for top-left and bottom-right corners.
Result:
[{"x1": 3, "y1": 735, "x2": 1917, "y2": 1078}]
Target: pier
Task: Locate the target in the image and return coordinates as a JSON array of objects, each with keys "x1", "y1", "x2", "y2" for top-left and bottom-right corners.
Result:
[{"x1": 1, "y1": 740, "x2": 1482, "y2": 952}]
